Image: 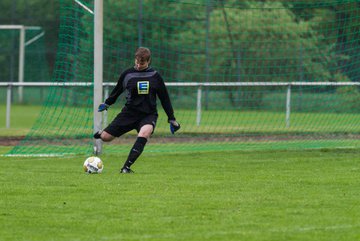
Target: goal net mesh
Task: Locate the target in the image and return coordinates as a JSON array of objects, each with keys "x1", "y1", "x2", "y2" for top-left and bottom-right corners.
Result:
[{"x1": 8, "y1": 0, "x2": 360, "y2": 156}]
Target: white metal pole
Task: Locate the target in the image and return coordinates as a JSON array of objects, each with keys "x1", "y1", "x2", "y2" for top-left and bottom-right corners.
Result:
[
  {"x1": 196, "y1": 86, "x2": 202, "y2": 126},
  {"x1": 6, "y1": 85, "x2": 12, "y2": 128},
  {"x1": 94, "y1": 0, "x2": 103, "y2": 155},
  {"x1": 18, "y1": 26, "x2": 25, "y2": 103},
  {"x1": 286, "y1": 84, "x2": 291, "y2": 128}
]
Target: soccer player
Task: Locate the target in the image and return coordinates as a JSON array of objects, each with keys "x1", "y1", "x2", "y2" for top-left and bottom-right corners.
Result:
[{"x1": 94, "y1": 47, "x2": 180, "y2": 173}]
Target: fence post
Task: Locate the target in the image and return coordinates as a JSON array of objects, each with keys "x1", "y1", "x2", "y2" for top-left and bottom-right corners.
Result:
[
  {"x1": 196, "y1": 85, "x2": 202, "y2": 126},
  {"x1": 6, "y1": 84, "x2": 12, "y2": 128},
  {"x1": 286, "y1": 84, "x2": 291, "y2": 128}
]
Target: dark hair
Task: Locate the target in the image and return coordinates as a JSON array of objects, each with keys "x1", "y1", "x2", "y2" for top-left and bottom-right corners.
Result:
[{"x1": 135, "y1": 47, "x2": 151, "y2": 63}]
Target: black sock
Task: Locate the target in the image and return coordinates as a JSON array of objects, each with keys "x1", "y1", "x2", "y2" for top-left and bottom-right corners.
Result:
[
  {"x1": 123, "y1": 137, "x2": 147, "y2": 169},
  {"x1": 93, "y1": 130, "x2": 102, "y2": 139}
]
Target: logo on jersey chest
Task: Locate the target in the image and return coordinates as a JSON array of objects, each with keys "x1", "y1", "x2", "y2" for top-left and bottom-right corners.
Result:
[{"x1": 137, "y1": 81, "x2": 149, "y2": 94}]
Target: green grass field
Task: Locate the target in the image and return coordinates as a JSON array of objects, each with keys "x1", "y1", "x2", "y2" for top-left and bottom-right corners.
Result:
[
  {"x1": 0, "y1": 105, "x2": 42, "y2": 136},
  {"x1": 1, "y1": 149, "x2": 360, "y2": 241}
]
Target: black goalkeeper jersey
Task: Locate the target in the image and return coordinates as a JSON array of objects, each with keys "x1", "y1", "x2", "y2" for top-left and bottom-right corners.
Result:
[{"x1": 105, "y1": 67, "x2": 175, "y2": 121}]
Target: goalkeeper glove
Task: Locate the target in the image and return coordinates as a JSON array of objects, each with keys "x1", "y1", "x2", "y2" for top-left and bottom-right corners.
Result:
[
  {"x1": 169, "y1": 120, "x2": 180, "y2": 134},
  {"x1": 98, "y1": 103, "x2": 109, "y2": 112}
]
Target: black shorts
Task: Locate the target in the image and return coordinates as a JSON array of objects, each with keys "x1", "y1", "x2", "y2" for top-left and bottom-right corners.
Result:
[{"x1": 104, "y1": 107, "x2": 158, "y2": 137}]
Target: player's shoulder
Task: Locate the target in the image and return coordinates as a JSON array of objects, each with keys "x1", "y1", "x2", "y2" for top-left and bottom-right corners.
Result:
[
  {"x1": 146, "y1": 67, "x2": 161, "y2": 77},
  {"x1": 121, "y1": 67, "x2": 160, "y2": 79},
  {"x1": 138, "y1": 67, "x2": 160, "y2": 77},
  {"x1": 123, "y1": 67, "x2": 157, "y2": 73},
  {"x1": 118, "y1": 67, "x2": 134, "y2": 79},
  {"x1": 123, "y1": 67, "x2": 136, "y2": 74},
  {"x1": 142, "y1": 67, "x2": 157, "y2": 73}
]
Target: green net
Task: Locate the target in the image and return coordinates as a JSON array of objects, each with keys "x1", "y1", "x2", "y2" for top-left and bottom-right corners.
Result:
[
  {"x1": 0, "y1": 26, "x2": 50, "y2": 104},
  {"x1": 7, "y1": 0, "x2": 360, "y2": 156}
]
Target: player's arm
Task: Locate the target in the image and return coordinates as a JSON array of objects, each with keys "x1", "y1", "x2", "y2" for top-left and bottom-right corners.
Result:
[
  {"x1": 98, "y1": 72, "x2": 126, "y2": 112},
  {"x1": 157, "y1": 75, "x2": 180, "y2": 134}
]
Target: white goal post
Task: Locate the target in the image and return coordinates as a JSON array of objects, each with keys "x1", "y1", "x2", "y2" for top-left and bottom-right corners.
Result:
[
  {"x1": 93, "y1": 0, "x2": 103, "y2": 154},
  {"x1": 0, "y1": 25, "x2": 44, "y2": 103},
  {"x1": 62, "y1": 0, "x2": 103, "y2": 153}
]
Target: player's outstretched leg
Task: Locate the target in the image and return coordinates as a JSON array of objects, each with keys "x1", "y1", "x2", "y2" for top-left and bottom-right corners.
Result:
[
  {"x1": 93, "y1": 130, "x2": 115, "y2": 142},
  {"x1": 120, "y1": 137, "x2": 147, "y2": 173}
]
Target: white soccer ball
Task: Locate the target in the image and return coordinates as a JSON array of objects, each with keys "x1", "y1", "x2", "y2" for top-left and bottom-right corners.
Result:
[{"x1": 83, "y1": 156, "x2": 103, "y2": 174}]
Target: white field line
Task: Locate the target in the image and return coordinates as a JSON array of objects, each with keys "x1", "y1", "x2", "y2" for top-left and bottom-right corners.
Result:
[{"x1": 2, "y1": 153, "x2": 75, "y2": 157}]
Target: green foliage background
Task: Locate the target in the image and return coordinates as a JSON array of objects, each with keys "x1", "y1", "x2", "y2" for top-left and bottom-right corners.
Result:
[
  {"x1": 1, "y1": 0, "x2": 359, "y2": 83},
  {"x1": 2, "y1": 1, "x2": 360, "y2": 155},
  {"x1": 1, "y1": 0, "x2": 360, "y2": 107}
]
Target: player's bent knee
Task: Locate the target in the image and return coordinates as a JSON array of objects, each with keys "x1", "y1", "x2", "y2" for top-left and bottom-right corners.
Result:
[
  {"x1": 101, "y1": 131, "x2": 115, "y2": 142},
  {"x1": 138, "y1": 124, "x2": 153, "y2": 139}
]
